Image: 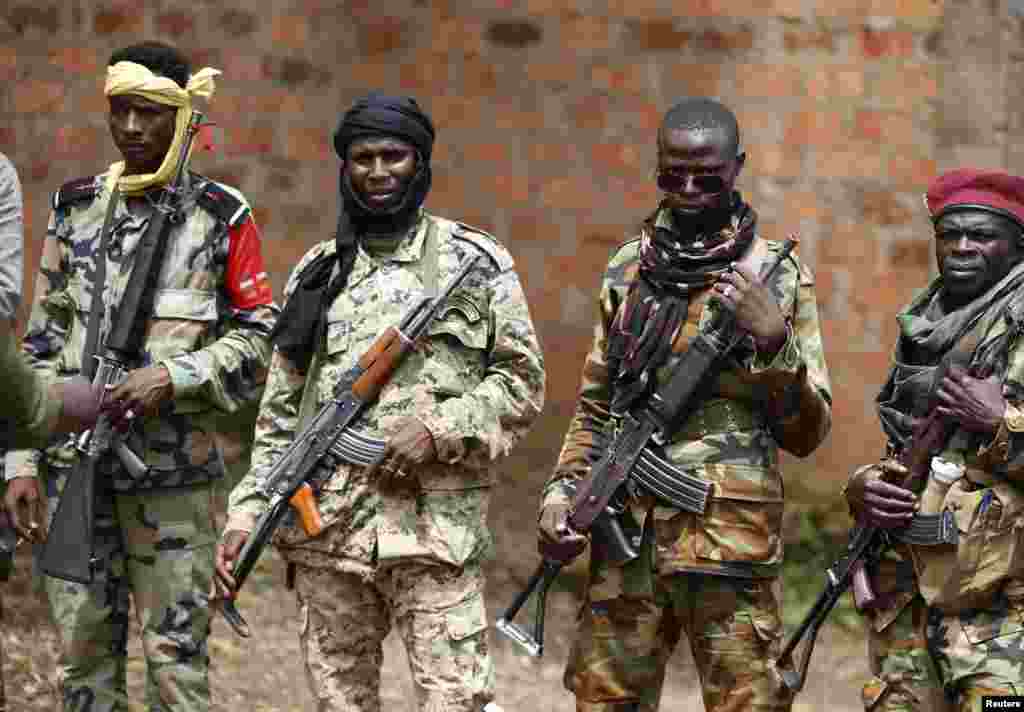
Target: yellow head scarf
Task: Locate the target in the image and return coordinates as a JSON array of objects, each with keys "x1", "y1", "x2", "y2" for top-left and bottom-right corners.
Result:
[{"x1": 103, "y1": 61, "x2": 221, "y2": 196}]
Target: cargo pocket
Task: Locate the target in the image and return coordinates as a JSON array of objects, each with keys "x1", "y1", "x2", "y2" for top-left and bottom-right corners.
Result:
[
  {"x1": 695, "y1": 466, "x2": 784, "y2": 565},
  {"x1": 423, "y1": 296, "x2": 489, "y2": 393},
  {"x1": 446, "y1": 592, "x2": 488, "y2": 643},
  {"x1": 959, "y1": 596, "x2": 1024, "y2": 645},
  {"x1": 943, "y1": 482, "x2": 1021, "y2": 605},
  {"x1": 148, "y1": 288, "x2": 218, "y2": 361}
]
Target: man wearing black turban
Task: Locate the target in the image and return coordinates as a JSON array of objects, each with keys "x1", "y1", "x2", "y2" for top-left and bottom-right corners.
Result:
[{"x1": 216, "y1": 93, "x2": 545, "y2": 711}]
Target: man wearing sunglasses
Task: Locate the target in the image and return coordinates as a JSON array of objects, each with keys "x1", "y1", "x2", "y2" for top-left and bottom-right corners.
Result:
[{"x1": 537, "y1": 98, "x2": 832, "y2": 711}]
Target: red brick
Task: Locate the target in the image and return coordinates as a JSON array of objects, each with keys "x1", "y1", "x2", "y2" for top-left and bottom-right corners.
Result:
[
  {"x1": 13, "y1": 81, "x2": 65, "y2": 114},
  {"x1": 858, "y1": 188, "x2": 914, "y2": 226},
  {"x1": 156, "y1": 10, "x2": 195, "y2": 37},
  {"x1": 251, "y1": 90, "x2": 306, "y2": 117},
  {"x1": 526, "y1": 141, "x2": 581, "y2": 166},
  {"x1": 562, "y1": 14, "x2": 614, "y2": 52},
  {"x1": 463, "y1": 143, "x2": 508, "y2": 164},
  {"x1": 463, "y1": 56, "x2": 499, "y2": 95},
  {"x1": 508, "y1": 213, "x2": 562, "y2": 245},
  {"x1": 608, "y1": 175, "x2": 659, "y2": 215},
  {"x1": 271, "y1": 15, "x2": 310, "y2": 48},
  {"x1": 859, "y1": 28, "x2": 916, "y2": 59},
  {"x1": 815, "y1": 0, "x2": 870, "y2": 20},
  {"x1": 818, "y1": 222, "x2": 880, "y2": 271},
  {"x1": 591, "y1": 143, "x2": 644, "y2": 173},
  {"x1": 525, "y1": 60, "x2": 578, "y2": 85},
  {"x1": 430, "y1": 96, "x2": 483, "y2": 132},
  {"x1": 734, "y1": 63, "x2": 804, "y2": 98},
  {"x1": 627, "y1": 19, "x2": 692, "y2": 51},
  {"x1": 358, "y1": 16, "x2": 409, "y2": 56},
  {"x1": 887, "y1": 154, "x2": 936, "y2": 190},
  {"x1": 6, "y1": 5, "x2": 61, "y2": 35},
  {"x1": 540, "y1": 176, "x2": 600, "y2": 211},
  {"x1": 608, "y1": 0, "x2": 668, "y2": 19},
  {"x1": 806, "y1": 64, "x2": 864, "y2": 100},
  {"x1": 666, "y1": 63, "x2": 722, "y2": 98},
  {"x1": 871, "y1": 63, "x2": 937, "y2": 110},
  {"x1": 219, "y1": 8, "x2": 259, "y2": 36},
  {"x1": 734, "y1": 109, "x2": 781, "y2": 142},
  {"x1": 784, "y1": 28, "x2": 837, "y2": 52},
  {"x1": 226, "y1": 126, "x2": 275, "y2": 157},
  {"x1": 348, "y1": 62, "x2": 392, "y2": 90},
  {"x1": 784, "y1": 110, "x2": 846, "y2": 147},
  {"x1": 0, "y1": 47, "x2": 17, "y2": 80},
  {"x1": 589, "y1": 63, "x2": 649, "y2": 93},
  {"x1": 888, "y1": 237, "x2": 933, "y2": 271},
  {"x1": 854, "y1": 110, "x2": 917, "y2": 147},
  {"x1": 493, "y1": 103, "x2": 546, "y2": 132},
  {"x1": 481, "y1": 172, "x2": 531, "y2": 208},
  {"x1": 813, "y1": 142, "x2": 884, "y2": 179},
  {"x1": 397, "y1": 51, "x2": 451, "y2": 94},
  {"x1": 48, "y1": 47, "x2": 100, "y2": 75},
  {"x1": 285, "y1": 128, "x2": 328, "y2": 161},
  {"x1": 698, "y1": 26, "x2": 755, "y2": 53},
  {"x1": 94, "y1": 5, "x2": 144, "y2": 35},
  {"x1": 746, "y1": 142, "x2": 804, "y2": 178},
  {"x1": 54, "y1": 126, "x2": 106, "y2": 160},
  {"x1": 434, "y1": 18, "x2": 486, "y2": 54},
  {"x1": 223, "y1": 55, "x2": 265, "y2": 82},
  {"x1": 871, "y1": 0, "x2": 942, "y2": 23}
]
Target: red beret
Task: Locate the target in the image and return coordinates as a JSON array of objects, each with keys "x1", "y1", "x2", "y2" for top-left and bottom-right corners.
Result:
[{"x1": 926, "y1": 168, "x2": 1024, "y2": 228}]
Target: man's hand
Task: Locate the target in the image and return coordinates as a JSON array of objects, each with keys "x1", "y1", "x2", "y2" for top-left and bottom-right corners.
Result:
[
  {"x1": 104, "y1": 364, "x2": 174, "y2": 428},
  {"x1": 212, "y1": 529, "x2": 249, "y2": 601},
  {"x1": 367, "y1": 418, "x2": 437, "y2": 490},
  {"x1": 51, "y1": 376, "x2": 103, "y2": 435},
  {"x1": 538, "y1": 503, "x2": 588, "y2": 563},
  {"x1": 713, "y1": 263, "x2": 787, "y2": 357},
  {"x1": 936, "y1": 365, "x2": 1005, "y2": 435},
  {"x1": 3, "y1": 476, "x2": 45, "y2": 542},
  {"x1": 845, "y1": 460, "x2": 917, "y2": 529}
]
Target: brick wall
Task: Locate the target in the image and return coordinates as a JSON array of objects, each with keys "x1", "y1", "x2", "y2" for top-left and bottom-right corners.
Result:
[{"x1": 4, "y1": 1, "x2": 1018, "y2": 505}]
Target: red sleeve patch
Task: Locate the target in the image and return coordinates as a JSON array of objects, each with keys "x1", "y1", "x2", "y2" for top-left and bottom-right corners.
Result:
[{"x1": 224, "y1": 217, "x2": 274, "y2": 310}]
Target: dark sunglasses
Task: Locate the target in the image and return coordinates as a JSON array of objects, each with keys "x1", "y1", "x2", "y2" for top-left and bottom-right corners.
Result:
[{"x1": 656, "y1": 170, "x2": 727, "y2": 194}]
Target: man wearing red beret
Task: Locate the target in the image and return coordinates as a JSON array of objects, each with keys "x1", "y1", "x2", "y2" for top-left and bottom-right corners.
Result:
[{"x1": 845, "y1": 168, "x2": 1024, "y2": 710}]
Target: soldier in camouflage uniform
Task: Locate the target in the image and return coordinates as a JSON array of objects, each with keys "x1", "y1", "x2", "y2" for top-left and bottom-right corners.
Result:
[
  {"x1": 2, "y1": 43, "x2": 278, "y2": 711},
  {"x1": 215, "y1": 93, "x2": 544, "y2": 712},
  {"x1": 0, "y1": 152, "x2": 101, "y2": 450},
  {"x1": 846, "y1": 169, "x2": 1024, "y2": 711},
  {"x1": 538, "y1": 98, "x2": 832, "y2": 712}
]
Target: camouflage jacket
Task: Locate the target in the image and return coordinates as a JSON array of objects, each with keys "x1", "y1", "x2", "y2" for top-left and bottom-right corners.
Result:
[
  {"x1": 543, "y1": 213, "x2": 832, "y2": 579},
  {"x1": 226, "y1": 211, "x2": 545, "y2": 576},
  {"x1": 0, "y1": 153, "x2": 61, "y2": 449},
  {"x1": 862, "y1": 275, "x2": 1024, "y2": 623},
  {"x1": 5, "y1": 170, "x2": 278, "y2": 491}
]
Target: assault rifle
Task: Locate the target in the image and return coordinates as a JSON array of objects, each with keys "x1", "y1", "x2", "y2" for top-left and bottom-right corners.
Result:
[
  {"x1": 219, "y1": 253, "x2": 483, "y2": 637},
  {"x1": 39, "y1": 111, "x2": 208, "y2": 584},
  {"x1": 498, "y1": 238, "x2": 799, "y2": 658},
  {"x1": 775, "y1": 358, "x2": 959, "y2": 693}
]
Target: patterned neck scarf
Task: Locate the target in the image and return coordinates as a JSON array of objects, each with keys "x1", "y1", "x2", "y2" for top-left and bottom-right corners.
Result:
[{"x1": 607, "y1": 196, "x2": 757, "y2": 414}]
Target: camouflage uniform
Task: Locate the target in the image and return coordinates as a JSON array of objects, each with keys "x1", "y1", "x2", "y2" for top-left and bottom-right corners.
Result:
[
  {"x1": 6, "y1": 170, "x2": 278, "y2": 711},
  {"x1": 0, "y1": 152, "x2": 65, "y2": 448},
  {"x1": 542, "y1": 209, "x2": 832, "y2": 711},
  {"x1": 227, "y1": 211, "x2": 545, "y2": 712},
  {"x1": 854, "y1": 273, "x2": 1024, "y2": 711}
]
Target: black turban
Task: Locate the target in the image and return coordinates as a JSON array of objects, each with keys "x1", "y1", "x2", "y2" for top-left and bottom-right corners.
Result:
[
  {"x1": 333, "y1": 92, "x2": 435, "y2": 163},
  {"x1": 272, "y1": 92, "x2": 436, "y2": 372}
]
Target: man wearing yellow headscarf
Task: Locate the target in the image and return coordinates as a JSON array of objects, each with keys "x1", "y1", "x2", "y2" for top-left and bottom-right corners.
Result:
[{"x1": 3, "y1": 42, "x2": 279, "y2": 712}]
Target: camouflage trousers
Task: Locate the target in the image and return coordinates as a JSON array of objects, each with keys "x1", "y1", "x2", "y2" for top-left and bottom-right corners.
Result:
[
  {"x1": 862, "y1": 588, "x2": 1024, "y2": 711},
  {"x1": 292, "y1": 559, "x2": 495, "y2": 712},
  {"x1": 861, "y1": 594, "x2": 948, "y2": 712},
  {"x1": 564, "y1": 545, "x2": 790, "y2": 711},
  {"x1": 43, "y1": 480, "x2": 217, "y2": 712}
]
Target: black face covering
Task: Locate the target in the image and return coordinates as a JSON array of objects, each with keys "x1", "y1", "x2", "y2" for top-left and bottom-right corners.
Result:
[{"x1": 271, "y1": 92, "x2": 436, "y2": 372}]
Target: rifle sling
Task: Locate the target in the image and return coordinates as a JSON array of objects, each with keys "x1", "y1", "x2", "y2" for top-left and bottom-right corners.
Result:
[{"x1": 81, "y1": 187, "x2": 121, "y2": 380}]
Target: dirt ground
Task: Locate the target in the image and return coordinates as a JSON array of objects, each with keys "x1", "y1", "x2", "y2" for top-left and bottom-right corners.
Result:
[{"x1": 2, "y1": 546, "x2": 868, "y2": 712}]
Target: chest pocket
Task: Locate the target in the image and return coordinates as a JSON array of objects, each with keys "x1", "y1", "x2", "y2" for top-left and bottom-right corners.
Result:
[
  {"x1": 423, "y1": 295, "x2": 490, "y2": 396},
  {"x1": 145, "y1": 288, "x2": 219, "y2": 361}
]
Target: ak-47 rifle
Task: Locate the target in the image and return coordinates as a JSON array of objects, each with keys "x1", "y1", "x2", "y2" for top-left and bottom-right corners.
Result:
[
  {"x1": 775, "y1": 358, "x2": 959, "y2": 693},
  {"x1": 497, "y1": 238, "x2": 800, "y2": 658},
  {"x1": 219, "y1": 253, "x2": 484, "y2": 638},
  {"x1": 39, "y1": 111, "x2": 208, "y2": 584}
]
